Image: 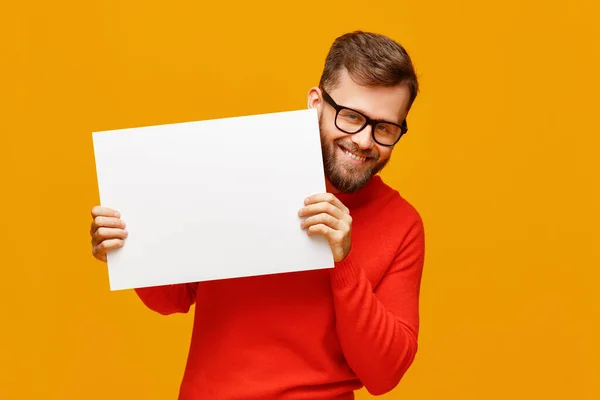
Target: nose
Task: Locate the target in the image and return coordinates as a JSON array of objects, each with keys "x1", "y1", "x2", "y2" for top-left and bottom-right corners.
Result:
[{"x1": 351, "y1": 124, "x2": 375, "y2": 151}]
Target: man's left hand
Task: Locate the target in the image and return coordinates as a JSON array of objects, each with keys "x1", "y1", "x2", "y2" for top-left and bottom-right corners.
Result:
[{"x1": 299, "y1": 193, "x2": 352, "y2": 262}]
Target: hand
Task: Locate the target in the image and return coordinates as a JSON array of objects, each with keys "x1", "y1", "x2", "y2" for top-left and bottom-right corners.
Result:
[
  {"x1": 90, "y1": 206, "x2": 128, "y2": 262},
  {"x1": 298, "y1": 193, "x2": 352, "y2": 262}
]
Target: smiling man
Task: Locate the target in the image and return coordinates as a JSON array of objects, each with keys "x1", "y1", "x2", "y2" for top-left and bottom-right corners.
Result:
[{"x1": 90, "y1": 31, "x2": 425, "y2": 399}]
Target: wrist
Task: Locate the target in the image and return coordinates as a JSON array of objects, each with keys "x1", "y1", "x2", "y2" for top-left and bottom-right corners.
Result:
[{"x1": 331, "y1": 254, "x2": 359, "y2": 289}]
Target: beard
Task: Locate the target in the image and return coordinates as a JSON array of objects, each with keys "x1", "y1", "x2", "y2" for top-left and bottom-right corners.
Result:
[{"x1": 319, "y1": 115, "x2": 390, "y2": 193}]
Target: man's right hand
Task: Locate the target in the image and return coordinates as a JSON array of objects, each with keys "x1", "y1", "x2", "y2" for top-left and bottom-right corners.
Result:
[{"x1": 90, "y1": 206, "x2": 128, "y2": 262}]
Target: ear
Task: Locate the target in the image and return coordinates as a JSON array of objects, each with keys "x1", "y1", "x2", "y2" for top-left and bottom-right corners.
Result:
[{"x1": 307, "y1": 86, "x2": 322, "y2": 110}]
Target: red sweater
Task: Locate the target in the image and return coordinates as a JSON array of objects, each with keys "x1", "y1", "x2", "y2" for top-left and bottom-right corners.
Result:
[{"x1": 135, "y1": 176, "x2": 425, "y2": 399}]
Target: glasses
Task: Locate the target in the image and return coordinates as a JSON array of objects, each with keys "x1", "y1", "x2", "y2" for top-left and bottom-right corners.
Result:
[{"x1": 321, "y1": 90, "x2": 408, "y2": 147}]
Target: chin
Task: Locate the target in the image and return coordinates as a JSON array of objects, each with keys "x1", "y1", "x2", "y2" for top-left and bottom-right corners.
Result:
[{"x1": 327, "y1": 168, "x2": 372, "y2": 193}]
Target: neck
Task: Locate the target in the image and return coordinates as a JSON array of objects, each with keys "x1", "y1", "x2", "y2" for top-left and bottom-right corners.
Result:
[{"x1": 325, "y1": 179, "x2": 339, "y2": 194}]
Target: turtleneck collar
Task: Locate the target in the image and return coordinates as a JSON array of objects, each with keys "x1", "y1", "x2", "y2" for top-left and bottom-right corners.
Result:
[{"x1": 331, "y1": 175, "x2": 384, "y2": 210}]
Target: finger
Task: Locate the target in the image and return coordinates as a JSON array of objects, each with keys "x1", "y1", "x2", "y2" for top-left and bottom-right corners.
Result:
[
  {"x1": 91, "y1": 216, "x2": 126, "y2": 234},
  {"x1": 301, "y1": 212, "x2": 341, "y2": 230},
  {"x1": 298, "y1": 201, "x2": 347, "y2": 220},
  {"x1": 306, "y1": 223, "x2": 334, "y2": 238},
  {"x1": 91, "y1": 206, "x2": 121, "y2": 218},
  {"x1": 92, "y1": 227, "x2": 128, "y2": 244},
  {"x1": 304, "y1": 193, "x2": 349, "y2": 214},
  {"x1": 92, "y1": 238, "x2": 125, "y2": 261}
]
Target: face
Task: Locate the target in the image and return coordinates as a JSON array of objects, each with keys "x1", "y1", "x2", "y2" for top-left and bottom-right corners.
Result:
[{"x1": 309, "y1": 69, "x2": 412, "y2": 193}]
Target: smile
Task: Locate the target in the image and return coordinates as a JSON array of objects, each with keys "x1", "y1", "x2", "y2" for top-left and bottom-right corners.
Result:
[{"x1": 339, "y1": 145, "x2": 368, "y2": 163}]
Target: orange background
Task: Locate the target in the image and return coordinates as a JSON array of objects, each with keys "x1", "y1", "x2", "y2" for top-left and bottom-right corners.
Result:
[{"x1": 1, "y1": 0, "x2": 599, "y2": 399}]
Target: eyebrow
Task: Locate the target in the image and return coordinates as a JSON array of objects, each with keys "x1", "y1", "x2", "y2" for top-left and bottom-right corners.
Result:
[
  {"x1": 323, "y1": 90, "x2": 404, "y2": 125},
  {"x1": 329, "y1": 95, "x2": 404, "y2": 125},
  {"x1": 348, "y1": 104, "x2": 403, "y2": 126}
]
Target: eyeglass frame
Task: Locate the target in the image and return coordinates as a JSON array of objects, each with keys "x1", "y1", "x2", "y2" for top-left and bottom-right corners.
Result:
[{"x1": 320, "y1": 89, "x2": 408, "y2": 147}]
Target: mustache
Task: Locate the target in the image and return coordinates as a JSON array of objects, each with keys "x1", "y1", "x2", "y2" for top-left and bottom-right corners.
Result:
[{"x1": 334, "y1": 138, "x2": 379, "y2": 160}]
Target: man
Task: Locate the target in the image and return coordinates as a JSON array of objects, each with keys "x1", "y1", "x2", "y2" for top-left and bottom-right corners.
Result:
[{"x1": 90, "y1": 31, "x2": 425, "y2": 399}]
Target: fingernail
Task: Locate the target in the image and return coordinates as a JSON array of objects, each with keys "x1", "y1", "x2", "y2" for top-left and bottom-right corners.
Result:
[
  {"x1": 304, "y1": 198, "x2": 309, "y2": 205},
  {"x1": 115, "y1": 211, "x2": 121, "y2": 218}
]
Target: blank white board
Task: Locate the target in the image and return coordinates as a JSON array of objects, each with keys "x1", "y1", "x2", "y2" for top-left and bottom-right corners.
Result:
[{"x1": 92, "y1": 109, "x2": 334, "y2": 290}]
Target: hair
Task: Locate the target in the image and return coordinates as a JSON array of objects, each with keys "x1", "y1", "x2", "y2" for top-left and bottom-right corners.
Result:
[{"x1": 319, "y1": 31, "x2": 419, "y2": 109}]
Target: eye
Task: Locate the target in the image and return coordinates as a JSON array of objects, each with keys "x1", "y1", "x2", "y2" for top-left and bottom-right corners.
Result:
[
  {"x1": 376, "y1": 123, "x2": 401, "y2": 138},
  {"x1": 376, "y1": 123, "x2": 390, "y2": 133},
  {"x1": 339, "y1": 109, "x2": 365, "y2": 124}
]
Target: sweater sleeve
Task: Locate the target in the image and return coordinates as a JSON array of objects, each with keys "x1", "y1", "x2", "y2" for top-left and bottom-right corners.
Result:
[
  {"x1": 330, "y1": 217, "x2": 425, "y2": 395},
  {"x1": 134, "y1": 283, "x2": 199, "y2": 315}
]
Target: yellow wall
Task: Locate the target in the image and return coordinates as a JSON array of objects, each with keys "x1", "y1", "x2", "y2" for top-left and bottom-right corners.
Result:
[{"x1": 1, "y1": 0, "x2": 598, "y2": 399}]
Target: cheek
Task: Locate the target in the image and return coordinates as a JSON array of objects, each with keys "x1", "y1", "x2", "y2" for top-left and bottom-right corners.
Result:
[
  {"x1": 377, "y1": 147, "x2": 393, "y2": 161},
  {"x1": 319, "y1": 115, "x2": 347, "y2": 142},
  {"x1": 321, "y1": 128, "x2": 346, "y2": 147}
]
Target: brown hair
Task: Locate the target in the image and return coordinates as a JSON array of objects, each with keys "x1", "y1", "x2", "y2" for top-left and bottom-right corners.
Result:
[{"x1": 319, "y1": 31, "x2": 419, "y2": 109}]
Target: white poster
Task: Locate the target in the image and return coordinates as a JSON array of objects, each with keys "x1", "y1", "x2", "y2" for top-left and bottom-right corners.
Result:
[{"x1": 92, "y1": 109, "x2": 333, "y2": 290}]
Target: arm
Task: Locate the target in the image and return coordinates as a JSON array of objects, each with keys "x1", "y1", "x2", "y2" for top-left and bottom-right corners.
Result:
[
  {"x1": 134, "y1": 283, "x2": 199, "y2": 315},
  {"x1": 331, "y1": 218, "x2": 425, "y2": 395},
  {"x1": 298, "y1": 193, "x2": 425, "y2": 393},
  {"x1": 88, "y1": 206, "x2": 199, "y2": 316}
]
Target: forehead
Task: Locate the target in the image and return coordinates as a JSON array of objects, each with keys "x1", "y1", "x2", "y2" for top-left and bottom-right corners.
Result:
[{"x1": 329, "y1": 69, "x2": 411, "y2": 123}]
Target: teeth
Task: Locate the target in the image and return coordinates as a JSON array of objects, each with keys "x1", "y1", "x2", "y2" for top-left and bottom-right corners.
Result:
[{"x1": 343, "y1": 148, "x2": 366, "y2": 162}]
